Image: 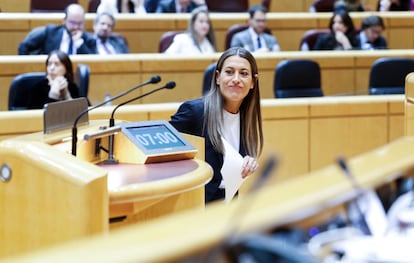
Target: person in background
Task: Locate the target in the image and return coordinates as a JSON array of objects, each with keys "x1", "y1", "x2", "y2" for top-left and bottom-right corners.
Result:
[
  {"x1": 334, "y1": 0, "x2": 366, "y2": 12},
  {"x1": 356, "y1": 15, "x2": 387, "y2": 50},
  {"x1": 27, "y1": 50, "x2": 79, "y2": 109},
  {"x1": 96, "y1": 0, "x2": 151, "y2": 14},
  {"x1": 93, "y1": 12, "x2": 130, "y2": 54},
  {"x1": 18, "y1": 4, "x2": 96, "y2": 55},
  {"x1": 156, "y1": 0, "x2": 205, "y2": 13},
  {"x1": 170, "y1": 47, "x2": 263, "y2": 203},
  {"x1": 378, "y1": 0, "x2": 412, "y2": 11},
  {"x1": 313, "y1": 10, "x2": 358, "y2": 50},
  {"x1": 164, "y1": 7, "x2": 216, "y2": 54},
  {"x1": 230, "y1": 5, "x2": 280, "y2": 53}
]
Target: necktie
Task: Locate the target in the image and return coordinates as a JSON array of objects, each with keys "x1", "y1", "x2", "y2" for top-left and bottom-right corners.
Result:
[
  {"x1": 68, "y1": 36, "x2": 73, "y2": 55},
  {"x1": 257, "y1": 36, "x2": 262, "y2": 49},
  {"x1": 103, "y1": 42, "x2": 113, "y2": 54}
]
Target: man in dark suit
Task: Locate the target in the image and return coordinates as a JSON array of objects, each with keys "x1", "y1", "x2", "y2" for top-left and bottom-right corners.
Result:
[
  {"x1": 356, "y1": 15, "x2": 388, "y2": 50},
  {"x1": 18, "y1": 4, "x2": 96, "y2": 55},
  {"x1": 93, "y1": 12, "x2": 129, "y2": 54},
  {"x1": 155, "y1": 0, "x2": 205, "y2": 13},
  {"x1": 230, "y1": 5, "x2": 280, "y2": 53}
]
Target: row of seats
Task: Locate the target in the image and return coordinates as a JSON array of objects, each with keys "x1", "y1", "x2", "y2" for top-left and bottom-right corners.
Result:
[
  {"x1": 8, "y1": 57, "x2": 414, "y2": 110},
  {"x1": 202, "y1": 57, "x2": 414, "y2": 98},
  {"x1": 159, "y1": 26, "x2": 328, "y2": 53},
  {"x1": 30, "y1": 0, "x2": 268, "y2": 13}
]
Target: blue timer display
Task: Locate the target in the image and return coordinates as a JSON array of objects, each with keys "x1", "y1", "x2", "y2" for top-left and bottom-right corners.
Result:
[{"x1": 127, "y1": 124, "x2": 185, "y2": 150}]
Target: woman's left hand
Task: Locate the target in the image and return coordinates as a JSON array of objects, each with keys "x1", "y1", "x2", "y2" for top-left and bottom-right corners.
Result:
[{"x1": 241, "y1": 155, "x2": 259, "y2": 179}]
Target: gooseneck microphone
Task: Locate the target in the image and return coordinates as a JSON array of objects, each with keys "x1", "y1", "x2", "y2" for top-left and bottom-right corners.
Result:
[
  {"x1": 103, "y1": 81, "x2": 176, "y2": 164},
  {"x1": 71, "y1": 75, "x2": 161, "y2": 156},
  {"x1": 336, "y1": 156, "x2": 372, "y2": 235}
]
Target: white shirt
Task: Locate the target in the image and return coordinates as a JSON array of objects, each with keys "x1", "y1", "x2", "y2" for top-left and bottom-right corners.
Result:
[
  {"x1": 249, "y1": 27, "x2": 266, "y2": 51},
  {"x1": 164, "y1": 33, "x2": 215, "y2": 54},
  {"x1": 222, "y1": 110, "x2": 240, "y2": 152},
  {"x1": 219, "y1": 110, "x2": 240, "y2": 189},
  {"x1": 60, "y1": 30, "x2": 83, "y2": 54}
]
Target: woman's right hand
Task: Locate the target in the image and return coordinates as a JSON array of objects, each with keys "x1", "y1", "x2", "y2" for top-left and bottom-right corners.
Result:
[
  {"x1": 335, "y1": 31, "x2": 352, "y2": 50},
  {"x1": 48, "y1": 76, "x2": 70, "y2": 100}
]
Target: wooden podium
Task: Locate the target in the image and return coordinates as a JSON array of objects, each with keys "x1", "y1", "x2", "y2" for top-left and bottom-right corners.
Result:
[{"x1": 0, "y1": 119, "x2": 212, "y2": 258}]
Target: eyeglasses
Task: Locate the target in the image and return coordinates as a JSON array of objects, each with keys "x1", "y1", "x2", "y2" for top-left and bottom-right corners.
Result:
[
  {"x1": 67, "y1": 20, "x2": 84, "y2": 26},
  {"x1": 253, "y1": 19, "x2": 266, "y2": 24}
]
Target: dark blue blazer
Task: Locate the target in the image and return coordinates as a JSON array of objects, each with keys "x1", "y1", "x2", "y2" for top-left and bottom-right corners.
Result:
[
  {"x1": 170, "y1": 98, "x2": 246, "y2": 203},
  {"x1": 18, "y1": 24, "x2": 97, "y2": 55},
  {"x1": 156, "y1": 0, "x2": 202, "y2": 13},
  {"x1": 355, "y1": 34, "x2": 388, "y2": 50}
]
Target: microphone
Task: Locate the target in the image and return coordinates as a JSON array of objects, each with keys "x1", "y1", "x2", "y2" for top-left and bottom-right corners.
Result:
[
  {"x1": 71, "y1": 75, "x2": 161, "y2": 156},
  {"x1": 103, "y1": 81, "x2": 176, "y2": 164},
  {"x1": 336, "y1": 156, "x2": 372, "y2": 235}
]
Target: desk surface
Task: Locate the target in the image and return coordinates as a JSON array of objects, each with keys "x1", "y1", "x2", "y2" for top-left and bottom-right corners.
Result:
[{"x1": 101, "y1": 159, "x2": 212, "y2": 204}]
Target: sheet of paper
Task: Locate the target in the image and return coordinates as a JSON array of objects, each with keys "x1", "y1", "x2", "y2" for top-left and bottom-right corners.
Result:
[{"x1": 220, "y1": 138, "x2": 245, "y2": 203}]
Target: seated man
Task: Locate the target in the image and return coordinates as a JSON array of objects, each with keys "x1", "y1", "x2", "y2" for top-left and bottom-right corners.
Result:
[
  {"x1": 230, "y1": 5, "x2": 280, "y2": 53},
  {"x1": 18, "y1": 4, "x2": 96, "y2": 55},
  {"x1": 156, "y1": 0, "x2": 205, "y2": 13},
  {"x1": 93, "y1": 12, "x2": 129, "y2": 54},
  {"x1": 356, "y1": 15, "x2": 387, "y2": 50}
]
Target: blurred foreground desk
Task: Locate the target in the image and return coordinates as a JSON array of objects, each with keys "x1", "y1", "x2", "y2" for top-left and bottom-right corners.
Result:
[
  {"x1": 5, "y1": 135, "x2": 414, "y2": 262},
  {"x1": 0, "y1": 120, "x2": 212, "y2": 258}
]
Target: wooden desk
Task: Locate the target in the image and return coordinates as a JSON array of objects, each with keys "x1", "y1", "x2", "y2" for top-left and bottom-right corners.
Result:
[
  {"x1": 0, "y1": 95, "x2": 404, "y2": 184},
  {"x1": 103, "y1": 159, "x2": 212, "y2": 227},
  {"x1": 0, "y1": 120, "x2": 212, "y2": 257},
  {"x1": 1, "y1": 50, "x2": 413, "y2": 110},
  {"x1": 0, "y1": 11, "x2": 413, "y2": 55},
  {"x1": 5, "y1": 135, "x2": 414, "y2": 262}
]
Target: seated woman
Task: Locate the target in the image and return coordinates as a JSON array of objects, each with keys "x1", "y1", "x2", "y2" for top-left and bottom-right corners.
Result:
[
  {"x1": 164, "y1": 6, "x2": 216, "y2": 54},
  {"x1": 313, "y1": 10, "x2": 358, "y2": 50},
  {"x1": 356, "y1": 15, "x2": 388, "y2": 50},
  {"x1": 378, "y1": 0, "x2": 412, "y2": 11},
  {"x1": 27, "y1": 50, "x2": 79, "y2": 109}
]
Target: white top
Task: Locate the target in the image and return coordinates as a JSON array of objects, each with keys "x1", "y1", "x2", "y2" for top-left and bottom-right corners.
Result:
[
  {"x1": 222, "y1": 110, "x2": 240, "y2": 152},
  {"x1": 164, "y1": 33, "x2": 215, "y2": 54},
  {"x1": 219, "y1": 110, "x2": 240, "y2": 189}
]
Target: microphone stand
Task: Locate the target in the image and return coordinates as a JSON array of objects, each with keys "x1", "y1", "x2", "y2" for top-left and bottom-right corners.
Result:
[
  {"x1": 71, "y1": 75, "x2": 161, "y2": 156},
  {"x1": 103, "y1": 81, "x2": 176, "y2": 164},
  {"x1": 336, "y1": 156, "x2": 372, "y2": 236}
]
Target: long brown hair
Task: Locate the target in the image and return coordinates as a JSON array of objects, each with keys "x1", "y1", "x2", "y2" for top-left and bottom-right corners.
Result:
[{"x1": 204, "y1": 47, "x2": 263, "y2": 157}]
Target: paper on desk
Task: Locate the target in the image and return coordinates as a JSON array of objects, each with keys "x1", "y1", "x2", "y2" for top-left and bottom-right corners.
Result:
[{"x1": 221, "y1": 138, "x2": 245, "y2": 203}]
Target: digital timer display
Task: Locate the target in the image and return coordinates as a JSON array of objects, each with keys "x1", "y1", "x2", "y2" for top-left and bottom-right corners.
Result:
[{"x1": 127, "y1": 124, "x2": 185, "y2": 150}]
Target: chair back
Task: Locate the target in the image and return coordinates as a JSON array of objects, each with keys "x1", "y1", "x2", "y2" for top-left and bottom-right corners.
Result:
[
  {"x1": 205, "y1": 0, "x2": 248, "y2": 12},
  {"x1": 159, "y1": 31, "x2": 183, "y2": 53},
  {"x1": 274, "y1": 59, "x2": 323, "y2": 98},
  {"x1": 262, "y1": 0, "x2": 271, "y2": 9},
  {"x1": 88, "y1": 0, "x2": 100, "y2": 12},
  {"x1": 202, "y1": 63, "x2": 216, "y2": 95},
  {"x1": 310, "y1": 0, "x2": 335, "y2": 12},
  {"x1": 8, "y1": 72, "x2": 46, "y2": 110},
  {"x1": 369, "y1": 58, "x2": 414, "y2": 95},
  {"x1": 75, "y1": 64, "x2": 90, "y2": 100},
  {"x1": 225, "y1": 24, "x2": 249, "y2": 50},
  {"x1": 299, "y1": 29, "x2": 329, "y2": 51},
  {"x1": 31, "y1": 0, "x2": 78, "y2": 12}
]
